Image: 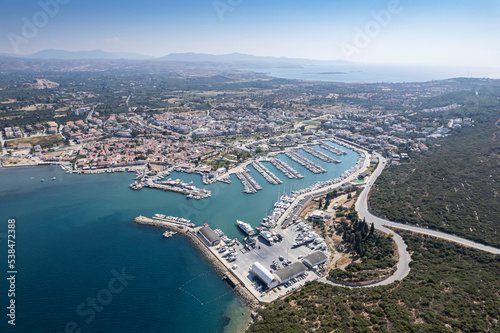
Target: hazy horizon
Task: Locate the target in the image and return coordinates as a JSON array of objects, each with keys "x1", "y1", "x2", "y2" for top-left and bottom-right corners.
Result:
[{"x1": 0, "y1": 0, "x2": 499, "y2": 69}]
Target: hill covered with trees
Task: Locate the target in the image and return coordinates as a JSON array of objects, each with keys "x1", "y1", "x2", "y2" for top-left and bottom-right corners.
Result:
[
  {"x1": 248, "y1": 233, "x2": 500, "y2": 333},
  {"x1": 369, "y1": 86, "x2": 500, "y2": 247}
]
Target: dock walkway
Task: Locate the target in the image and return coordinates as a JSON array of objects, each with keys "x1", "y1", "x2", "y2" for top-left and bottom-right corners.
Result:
[
  {"x1": 319, "y1": 141, "x2": 347, "y2": 155},
  {"x1": 302, "y1": 145, "x2": 340, "y2": 163},
  {"x1": 285, "y1": 150, "x2": 327, "y2": 174},
  {"x1": 269, "y1": 157, "x2": 303, "y2": 179},
  {"x1": 251, "y1": 161, "x2": 282, "y2": 185},
  {"x1": 133, "y1": 216, "x2": 259, "y2": 308}
]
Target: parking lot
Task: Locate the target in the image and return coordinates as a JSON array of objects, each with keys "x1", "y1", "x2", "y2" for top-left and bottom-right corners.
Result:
[{"x1": 208, "y1": 220, "x2": 331, "y2": 302}]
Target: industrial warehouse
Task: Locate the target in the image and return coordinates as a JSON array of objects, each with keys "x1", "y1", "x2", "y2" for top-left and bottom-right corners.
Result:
[{"x1": 197, "y1": 225, "x2": 221, "y2": 246}]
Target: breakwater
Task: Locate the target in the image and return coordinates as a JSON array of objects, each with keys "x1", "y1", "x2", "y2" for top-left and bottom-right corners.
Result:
[
  {"x1": 141, "y1": 179, "x2": 211, "y2": 199},
  {"x1": 133, "y1": 216, "x2": 260, "y2": 309}
]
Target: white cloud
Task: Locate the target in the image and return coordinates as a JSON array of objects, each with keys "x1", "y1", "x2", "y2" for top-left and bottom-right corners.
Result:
[{"x1": 103, "y1": 37, "x2": 122, "y2": 44}]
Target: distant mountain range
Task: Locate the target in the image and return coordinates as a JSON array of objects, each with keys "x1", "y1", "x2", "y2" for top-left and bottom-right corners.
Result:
[
  {"x1": 25, "y1": 49, "x2": 154, "y2": 60},
  {"x1": 0, "y1": 49, "x2": 349, "y2": 65}
]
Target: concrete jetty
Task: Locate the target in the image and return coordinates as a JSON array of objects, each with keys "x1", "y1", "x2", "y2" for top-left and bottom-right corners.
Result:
[
  {"x1": 269, "y1": 158, "x2": 304, "y2": 179},
  {"x1": 285, "y1": 150, "x2": 327, "y2": 174},
  {"x1": 133, "y1": 216, "x2": 259, "y2": 308},
  {"x1": 251, "y1": 161, "x2": 282, "y2": 185},
  {"x1": 319, "y1": 141, "x2": 347, "y2": 155},
  {"x1": 302, "y1": 145, "x2": 340, "y2": 163},
  {"x1": 236, "y1": 168, "x2": 262, "y2": 193},
  {"x1": 142, "y1": 179, "x2": 211, "y2": 199}
]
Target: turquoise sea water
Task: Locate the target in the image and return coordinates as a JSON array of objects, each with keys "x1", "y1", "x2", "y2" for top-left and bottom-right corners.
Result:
[{"x1": 0, "y1": 142, "x2": 359, "y2": 333}]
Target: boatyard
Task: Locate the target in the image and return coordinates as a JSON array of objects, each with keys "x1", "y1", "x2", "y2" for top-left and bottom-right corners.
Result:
[
  {"x1": 134, "y1": 214, "x2": 329, "y2": 303},
  {"x1": 133, "y1": 216, "x2": 260, "y2": 308}
]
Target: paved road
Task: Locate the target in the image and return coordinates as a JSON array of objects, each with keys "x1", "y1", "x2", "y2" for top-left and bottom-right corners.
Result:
[
  {"x1": 357, "y1": 153, "x2": 500, "y2": 256},
  {"x1": 86, "y1": 105, "x2": 95, "y2": 122},
  {"x1": 320, "y1": 151, "x2": 500, "y2": 289}
]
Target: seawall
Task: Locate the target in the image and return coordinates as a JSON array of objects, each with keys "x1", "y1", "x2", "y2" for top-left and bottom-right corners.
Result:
[{"x1": 133, "y1": 216, "x2": 260, "y2": 309}]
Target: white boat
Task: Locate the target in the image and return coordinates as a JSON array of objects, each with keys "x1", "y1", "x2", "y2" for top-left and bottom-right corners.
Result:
[
  {"x1": 260, "y1": 231, "x2": 274, "y2": 243},
  {"x1": 303, "y1": 235, "x2": 315, "y2": 243},
  {"x1": 236, "y1": 220, "x2": 255, "y2": 236},
  {"x1": 292, "y1": 240, "x2": 305, "y2": 247}
]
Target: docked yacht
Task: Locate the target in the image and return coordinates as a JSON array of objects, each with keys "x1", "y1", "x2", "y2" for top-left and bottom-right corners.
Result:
[{"x1": 236, "y1": 220, "x2": 255, "y2": 236}]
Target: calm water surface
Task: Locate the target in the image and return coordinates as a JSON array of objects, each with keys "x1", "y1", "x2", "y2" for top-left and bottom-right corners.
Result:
[{"x1": 0, "y1": 142, "x2": 358, "y2": 333}]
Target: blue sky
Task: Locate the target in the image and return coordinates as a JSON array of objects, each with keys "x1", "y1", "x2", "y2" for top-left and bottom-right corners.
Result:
[{"x1": 0, "y1": 0, "x2": 499, "y2": 67}]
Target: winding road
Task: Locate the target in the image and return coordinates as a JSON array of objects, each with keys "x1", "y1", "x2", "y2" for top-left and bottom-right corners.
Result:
[
  {"x1": 320, "y1": 152, "x2": 500, "y2": 289},
  {"x1": 358, "y1": 153, "x2": 500, "y2": 256}
]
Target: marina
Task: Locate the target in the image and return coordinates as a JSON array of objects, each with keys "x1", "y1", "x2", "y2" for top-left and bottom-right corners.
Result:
[
  {"x1": 269, "y1": 157, "x2": 304, "y2": 179},
  {"x1": 237, "y1": 220, "x2": 256, "y2": 236},
  {"x1": 251, "y1": 161, "x2": 282, "y2": 185},
  {"x1": 302, "y1": 145, "x2": 341, "y2": 163},
  {"x1": 236, "y1": 168, "x2": 262, "y2": 194},
  {"x1": 319, "y1": 141, "x2": 347, "y2": 155},
  {"x1": 143, "y1": 178, "x2": 212, "y2": 199},
  {"x1": 153, "y1": 214, "x2": 195, "y2": 227},
  {"x1": 285, "y1": 150, "x2": 327, "y2": 174},
  {"x1": 133, "y1": 216, "x2": 260, "y2": 308},
  {"x1": 0, "y1": 135, "x2": 365, "y2": 333}
]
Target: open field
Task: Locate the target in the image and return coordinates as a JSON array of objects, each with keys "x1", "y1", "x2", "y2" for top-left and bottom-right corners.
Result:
[{"x1": 6, "y1": 134, "x2": 65, "y2": 148}]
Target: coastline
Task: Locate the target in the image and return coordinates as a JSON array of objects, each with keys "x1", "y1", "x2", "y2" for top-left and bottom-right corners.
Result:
[{"x1": 133, "y1": 216, "x2": 260, "y2": 310}]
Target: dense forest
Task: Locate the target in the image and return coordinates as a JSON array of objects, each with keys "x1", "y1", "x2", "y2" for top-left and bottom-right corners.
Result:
[
  {"x1": 369, "y1": 87, "x2": 500, "y2": 247},
  {"x1": 248, "y1": 233, "x2": 500, "y2": 333}
]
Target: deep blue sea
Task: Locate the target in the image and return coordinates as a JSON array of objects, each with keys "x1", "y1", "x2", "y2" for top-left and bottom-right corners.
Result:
[
  {"x1": 0, "y1": 142, "x2": 359, "y2": 333},
  {"x1": 244, "y1": 63, "x2": 500, "y2": 83}
]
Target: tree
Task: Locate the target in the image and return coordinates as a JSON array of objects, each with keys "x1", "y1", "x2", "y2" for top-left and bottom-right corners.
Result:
[{"x1": 362, "y1": 222, "x2": 369, "y2": 237}]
